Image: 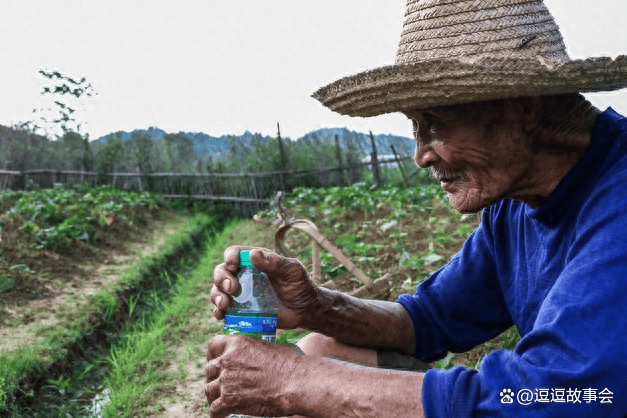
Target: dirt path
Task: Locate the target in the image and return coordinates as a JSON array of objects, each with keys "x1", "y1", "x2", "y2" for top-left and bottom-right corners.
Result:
[{"x1": 156, "y1": 322, "x2": 216, "y2": 418}]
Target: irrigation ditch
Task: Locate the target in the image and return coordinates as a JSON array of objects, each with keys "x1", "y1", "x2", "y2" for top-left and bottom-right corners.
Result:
[{"x1": 0, "y1": 211, "x2": 227, "y2": 417}]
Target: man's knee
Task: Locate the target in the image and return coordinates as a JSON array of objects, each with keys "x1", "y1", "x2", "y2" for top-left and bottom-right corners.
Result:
[
  {"x1": 296, "y1": 332, "x2": 378, "y2": 367},
  {"x1": 297, "y1": 333, "x2": 341, "y2": 357}
]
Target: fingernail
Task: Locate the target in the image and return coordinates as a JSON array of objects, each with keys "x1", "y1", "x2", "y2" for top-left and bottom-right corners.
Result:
[
  {"x1": 224, "y1": 280, "x2": 231, "y2": 293},
  {"x1": 216, "y1": 295, "x2": 222, "y2": 307},
  {"x1": 261, "y1": 251, "x2": 270, "y2": 260}
]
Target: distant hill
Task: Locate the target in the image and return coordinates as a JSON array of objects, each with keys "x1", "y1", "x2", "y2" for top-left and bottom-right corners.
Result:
[
  {"x1": 94, "y1": 127, "x2": 415, "y2": 161},
  {"x1": 94, "y1": 128, "x2": 276, "y2": 161},
  {"x1": 297, "y1": 127, "x2": 415, "y2": 159}
]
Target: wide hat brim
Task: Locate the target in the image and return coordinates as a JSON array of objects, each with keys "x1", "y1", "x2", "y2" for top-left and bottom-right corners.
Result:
[{"x1": 312, "y1": 55, "x2": 627, "y2": 117}]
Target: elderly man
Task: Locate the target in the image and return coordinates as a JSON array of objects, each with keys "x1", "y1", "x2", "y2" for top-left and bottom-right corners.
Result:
[{"x1": 207, "y1": 0, "x2": 627, "y2": 417}]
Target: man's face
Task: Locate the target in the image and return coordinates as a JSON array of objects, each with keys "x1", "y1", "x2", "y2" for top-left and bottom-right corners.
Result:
[{"x1": 404, "y1": 100, "x2": 535, "y2": 213}]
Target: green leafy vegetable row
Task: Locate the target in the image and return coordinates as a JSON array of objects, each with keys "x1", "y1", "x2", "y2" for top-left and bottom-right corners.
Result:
[
  {"x1": 0, "y1": 183, "x2": 163, "y2": 250},
  {"x1": 284, "y1": 182, "x2": 444, "y2": 213}
]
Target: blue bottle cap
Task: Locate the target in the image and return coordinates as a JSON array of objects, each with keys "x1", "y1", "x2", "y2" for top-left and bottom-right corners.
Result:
[{"x1": 239, "y1": 249, "x2": 252, "y2": 267}]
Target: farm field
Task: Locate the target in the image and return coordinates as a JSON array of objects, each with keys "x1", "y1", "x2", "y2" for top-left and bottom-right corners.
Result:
[
  {"x1": 91, "y1": 183, "x2": 519, "y2": 417},
  {"x1": 1, "y1": 182, "x2": 520, "y2": 417},
  {"x1": 1, "y1": 186, "x2": 169, "y2": 350},
  {"x1": 0, "y1": 184, "x2": 217, "y2": 416}
]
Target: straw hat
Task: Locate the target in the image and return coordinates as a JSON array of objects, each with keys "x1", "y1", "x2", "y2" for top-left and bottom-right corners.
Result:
[{"x1": 312, "y1": 0, "x2": 627, "y2": 117}]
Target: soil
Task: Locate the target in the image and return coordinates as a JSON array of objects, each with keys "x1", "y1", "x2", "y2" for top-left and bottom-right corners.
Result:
[
  {"x1": 278, "y1": 199, "x2": 480, "y2": 302},
  {"x1": 0, "y1": 205, "x2": 183, "y2": 353}
]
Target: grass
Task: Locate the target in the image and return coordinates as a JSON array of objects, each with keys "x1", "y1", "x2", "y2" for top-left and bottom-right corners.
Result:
[
  {"x1": 95, "y1": 217, "x2": 311, "y2": 416},
  {"x1": 100, "y1": 221, "x2": 242, "y2": 417},
  {"x1": 0, "y1": 212, "x2": 216, "y2": 417}
]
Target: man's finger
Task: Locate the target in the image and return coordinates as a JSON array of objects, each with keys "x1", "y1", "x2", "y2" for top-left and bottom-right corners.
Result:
[
  {"x1": 205, "y1": 378, "x2": 221, "y2": 403},
  {"x1": 205, "y1": 359, "x2": 220, "y2": 382},
  {"x1": 249, "y1": 248, "x2": 285, "y2": 274},
  {"x1": 210, "y1": 285, "x2": 228, "y2": 310},
  {"x1": 213, "y1": 305, "x2": 225, "y2": 320},
  {"x1": 223, "y1": 245, "x2": 244, "y2": 271},
  {"x1": 207, "y1": 334, "x2": 228, "y2": 361},
  {"x1": 213, "y1": 263, "x2": 238, "y2": 296},
  {"x1": 209, "y1": 399, "x2": 228, "y2": 418}
]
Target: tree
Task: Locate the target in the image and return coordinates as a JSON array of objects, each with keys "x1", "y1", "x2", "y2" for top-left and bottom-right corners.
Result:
[
  {"x1": 0, "y1": 123, "x2": 53, "y2": 171},
  {"x1": 163, "y1": 133, "x2": 194, "y2": 172},
  {"x1": 95, "y1": 132, "x2": 124, "y2": 185},
  {"x1": 129, "y1": 131, "x2": 153, "y2": 172},
  {"x1": 59, "y1": 131, "x2": 92, "y2": 171},
  {"x1": 34, "y1": 69, "x2": 95, "y2": 137}
]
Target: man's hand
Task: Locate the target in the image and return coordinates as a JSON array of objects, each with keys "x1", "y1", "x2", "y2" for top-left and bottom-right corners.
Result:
[
  {"x1": 205, "y1": 334, "x2": 302, "y2": 418},
  {"x1": 211, "y1": 246, "x2": 320, "y2": 330},
  {"x1": 206, "y1": 335, "x2": 425, "y2": 418}
]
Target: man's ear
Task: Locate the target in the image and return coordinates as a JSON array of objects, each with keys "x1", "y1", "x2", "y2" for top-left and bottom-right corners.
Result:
[{"x1": 517, "y1": 97, "x2": 542, "y2": 135}]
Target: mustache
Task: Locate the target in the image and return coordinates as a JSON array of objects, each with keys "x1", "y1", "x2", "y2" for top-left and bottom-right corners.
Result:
[{"x1": 430, "y1": 166, "x2": 467, "y2": 182}]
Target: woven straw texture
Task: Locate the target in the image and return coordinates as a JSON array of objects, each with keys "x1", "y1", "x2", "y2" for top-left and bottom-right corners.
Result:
[{"x1": 313, "y1": 0, "x2": 627, "y2": 116}]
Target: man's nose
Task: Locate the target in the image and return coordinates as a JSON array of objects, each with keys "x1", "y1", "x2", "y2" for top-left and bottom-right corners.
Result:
[{"x1": 414, "y1": 142, "x2": 440, "y2": 168}]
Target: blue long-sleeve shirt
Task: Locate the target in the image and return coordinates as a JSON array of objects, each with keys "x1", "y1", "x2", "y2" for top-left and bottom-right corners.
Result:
[{"x1": 397, "y1": 108, "x2": 627, "y2": 417}]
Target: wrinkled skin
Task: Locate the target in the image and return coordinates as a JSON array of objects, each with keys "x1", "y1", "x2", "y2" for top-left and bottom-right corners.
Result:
[
  {"x1": 207, "y1": 246, "x2": 421, "y2": 417},
  {"x1": 211, "y1": 246, "x2": 320, "y2": 329},
  {"x1": 208, "y1": 247, "x2": 319, "y2": 417},
  {"x1": 206, "y1": 334, "x2": 302, "y2": 418},
  {"x1": 405, "y1": 98, "x2": 575, "y2": 213}
]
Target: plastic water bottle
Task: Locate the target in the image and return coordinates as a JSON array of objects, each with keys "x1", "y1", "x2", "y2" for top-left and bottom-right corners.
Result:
[{"x1": 223, "y1": 249, "x2": 280, "y2": 342}]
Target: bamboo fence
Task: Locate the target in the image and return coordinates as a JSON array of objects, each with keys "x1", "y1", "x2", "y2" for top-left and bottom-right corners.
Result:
[{"x1": 0, "y1": 154, "x2": 416, "y2": 216}]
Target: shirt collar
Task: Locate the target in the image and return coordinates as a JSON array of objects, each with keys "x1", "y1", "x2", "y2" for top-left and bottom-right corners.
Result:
[{"x1": 525, "y1": 108, "x2": 623, "y2": 224}]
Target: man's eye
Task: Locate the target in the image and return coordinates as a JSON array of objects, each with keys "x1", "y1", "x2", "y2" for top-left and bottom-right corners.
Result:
[
  {"x1": 411, "y1": 117, "x2": 440, "y2": 142},
  {"x1": 424, "y1": 118, "x2": 439, "y2": 137}
]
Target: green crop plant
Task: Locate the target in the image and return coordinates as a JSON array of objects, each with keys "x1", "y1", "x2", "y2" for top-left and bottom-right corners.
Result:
[
  {"x1": 400, "y1": 251, "x2": 424, "y2": 270},
  {"x1": 320, "y1": 251, "x2": 348, "y2": 278},
  {"x1": 434, "y1": 352, "x2": 456, "y2": 370},
  {"x1": 44, "y1": 375, "x2": 72, "y2": 396},
  {"x1": 2, "y1": 183, "x2": 162, "y2": 250},
  {"x1": 354, "y1": 243, "x2": 384, "y2": 257},
  {"x1": 284, "y1": 183, "x2": 444, "y2": 215},
  {"x1": 0, "y1": 274, "x2": 14, "y2": 293},
  {"x1": 335, "y1": 234, "x2": 358, "y2": 252},
  {"x1": 436, "y1": 234, "x2": 456, "y2": 245},
  {"x1": 456, "y1": 224, "x2": 475, "y2": 237}
]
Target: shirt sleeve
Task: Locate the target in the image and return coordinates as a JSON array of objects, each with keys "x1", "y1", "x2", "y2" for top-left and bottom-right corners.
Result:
[
  {"x1": 396, "y1": 208, "x2": 513, "y2": 363},
  {"x1": 421, "y1": 173, "x2": 627, "y2": 418}
]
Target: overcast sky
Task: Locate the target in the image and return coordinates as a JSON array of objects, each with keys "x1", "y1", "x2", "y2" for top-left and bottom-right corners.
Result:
[{"x1": 1, "y1": 0, "x2": 626, "y2": 141}]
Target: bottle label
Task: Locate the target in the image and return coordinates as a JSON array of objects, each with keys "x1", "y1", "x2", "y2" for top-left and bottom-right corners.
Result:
[{"x1": 223, "y1": 311, "x2": 278, "y2": 342}]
